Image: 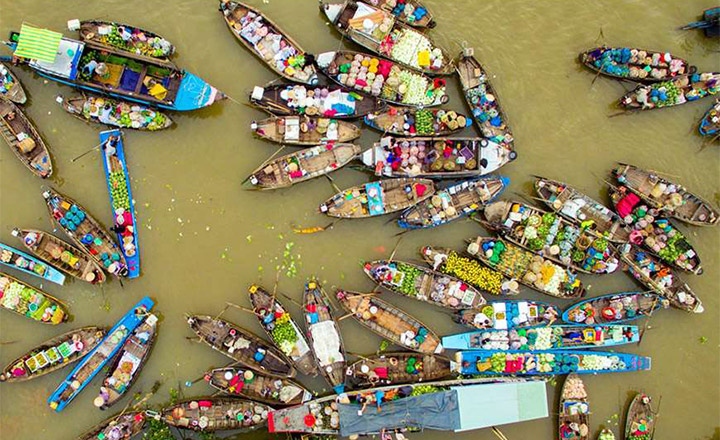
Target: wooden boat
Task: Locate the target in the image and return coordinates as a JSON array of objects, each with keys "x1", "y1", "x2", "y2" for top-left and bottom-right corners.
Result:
[
  {"x1": 613, "y1": 163, "x2": 719, "y2": 226},
  {"x1": 482, "y1": 200, "x2": 621, "y2": 275},
  {"x1": 619, "y1": 243, "x2": 703, "y2": 313},
  {"x1": 579, "y1": 46, "x2": 691, "y2": 82},
  {"x1": 346, "y1": 352, "x2": 455, "y2": 388},
  {"x1": 455, "y1": 349, "x2": 651, "y2": 376},
  {"x1": 364, "y1": 106, "x2": 468, "y2": 136},
  {"x1": 620, "y1": 72, "x2": 719, "y2": 110},
  {"x1": 11, "y1": 228, "x2": 107, "y2": 284},
  {"x1": 96, "y1": 314, "x2": 158, "y2": 409},
  {"x1": 59, "y1": 94, "x2": 173, "y2": 131},
  {"x1": 220, "y1": 1, "x2": 318, "y2": 84},
  {"x1": 10, "y1": 25, "x2": 223, "y2": 111},
  {"x1": 0, "y1": 242, "x2": 66, "y2": 285},
  {"x1": 597, "y1": 429, "x2": 616, "y2": 440},
  {"x1": 48, "y1": 297, "x2": 154, "y2": 411},
  {"x1": 335, "y1": 289, "x2": 443, "y2": 354},
  {"x1": 680, "y1": 6, "x2": 720, "y2": 37},
  {"x1": 0, "y1": 99, "x2": 52, "y2": 178},
  {"x1": 534, "y1": 177, "x2": 631, "y2": 243},
  {"x1": 76, "y1": 20, "x2": 175, "y2": 60},
  {"x1": 457, "y1": 47, "x2": 514, "y2": 149},
  {"x1": 358, "y1": 0, "x2": 435, "y2": 28},
  {"x1": 442, "y1": 324, "x2": 639, "y2": 351},
  {"x1": 562, "y1": 291, "x2": 666, "y2": 325},
  {"x1": 249, "y1": 83, "x2": 385, "y2": 118},
  {"x1": 161, "y1": 397, "x2": 272, "y2": 432},
  {"x1": 420, "y1": 246, "x2": 515, "y2": 297},
  {"x1": 320, "y1": 178, "x2": 434, "y2": 218},
  {"x1": 247, "y1": 143, "x2": 361, "y2": 190},
  {"x1": 0, "y1": 62, "x2": 27, "y2": 103},
  {"x1": 398, "y1": 176, "x2": 509, "y2": 229},
  {"x1": 0, "y1": 326, "x2": 105, "y2": 382},
  {"x1": 362, "y1": 136, "x2": 516, "y2": 179},
  {"x1": 558, "y1": 374, "x2": 590, "y2": 440},
  {"x1": 0, "y1": 272, "x2": 67, "y2": 324},
  {"x1": 252, "y1": 115, "x2": 360, "y2": 145},
  {"x1": 699, "y1": 100, "x2": 720, "y2": 135},
  {"x1": 363, "y1": 259, "x2": 486, "y2": 309},
  {"x1": 186, "y1": 315, "x2": 295, "y2": 378},
  {"x1": 607, "y1": 185, "x2": 702, "y2": 274},
  {"x1": 466, "y1": 236, "x2": 585, "y2": 299},
  {"x1": 303, "y1": 281, "x2": 346, "y2": 393},
  {"x1": 455, "y1": 300, "x2": 560, "y2": 330},
  {"x1": 207, "y1": 366, "x2": 312, "y2": 406},
  {"x1": 100, "y1": 130, "x2": 140, "y2": 278},
  {"x1": 625, "y1": 393, "x2": 657, "y2": 440},
  {"x1": 42, "y1": 188, "x2": 129, "y2": 277},
  {"x1": 248, "y1": 284, "x2": 317, "y2": 376},
  {"x1": 316, "y1": 50, "x2": 448, "y2": 107},
  {"x1": 320, "y1": 0, "x2": 453, "y2": 76},
  {"x1": 77, "y1": 412, "x2": 146, "y2": 440}
]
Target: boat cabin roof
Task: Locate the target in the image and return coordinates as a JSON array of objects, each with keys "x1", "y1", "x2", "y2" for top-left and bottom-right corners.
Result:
[{"x1": 29, "y1": 38, "x2": 84, "y2": 80}]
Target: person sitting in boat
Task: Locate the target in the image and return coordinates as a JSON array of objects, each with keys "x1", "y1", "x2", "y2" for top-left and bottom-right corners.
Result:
[
  {"x1": 103, "y1": 135, "x2": 118, "y2": 156},
  {"x1": 143, "y1": 76, "x2": 168, "y2": 100}
]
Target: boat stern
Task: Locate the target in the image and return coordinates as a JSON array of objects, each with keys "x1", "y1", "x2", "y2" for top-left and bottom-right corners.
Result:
[
  {"x1": 319, "y1": 0, "x2": 344, "y2": 24},
  {"x1": 174, "y1": 72, "x2": 225, "y2": 111}
]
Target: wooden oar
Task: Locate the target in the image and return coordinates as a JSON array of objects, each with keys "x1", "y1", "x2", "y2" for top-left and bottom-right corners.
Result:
[
  {"x1": 279, "y1": 291, "x2": 303, "y2": 309},
  {"x1": 242, "y1": 145, "x2": 286, "y2": 184},
  {"x1": 70, "y1": 141, "x2": 105, "y2": 162},
  {"x1": 225, "y1": 302, "x2": 263, "y2": 319}
]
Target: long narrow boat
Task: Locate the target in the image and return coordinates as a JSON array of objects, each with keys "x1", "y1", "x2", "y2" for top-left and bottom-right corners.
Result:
[
  {"x1": 0, "y1": 272, "x2": 67, "y2": 324},
  {"x1": 608, "y1": 185, "x2": 702, "y2": 274},
  {"x1": 619, "y1": 243, "x2": 703, "y2": 313},
  {"x1": 455, "y1": 349, "x2": 651, "y2": 376},
  {"x1": 10, "y1": 24, "x2": 223, "y2": 111},
  {"x1": 562, "y1": 292, "x2": 666, "y2": 325},
  {"x1": 361, "y1": 136, "x2": 516, "y2": 179},
  {"x1": 0, "y1": 99, "x2": 53, "y2": 178},
  {"x1": 161, "y1": 397, "x2": 272, "y2": 432},
  {"x1": 457, "y1": 47, "x2": 514, "y2": 150},
  {"x1": 252, "y1": 115, "x2": 361, "y2": 145},
  {"x1": 455, "y1": 300, "x2": 560, "y2": 330},
  {"x1": 100, "y1": 130, "x2": 140, "y2": 278},
  {"x1": 247, "y1": 143, "x2": 361, "y2": 190},
  {"x1": 0, "y1": 242, "x2": 66, "y2": 285},
  {"x1": 363, "y1": 259, "x2": 486, "y2": 309},
  {"x1": 42, "y1": 188, "x2": 128, "y2": 277},
  {"x1": 558, "y1": 374, "x2": 590, "y2": 440},
  {"x1": 320, "y1": 178, "x2": 434, "y2": 218},
  {"x1": 78, "y1": 412, "x2": 146, "y2": 440},
  {"x1": 364, "y1": 106, "x2": 468, "y2": 136},
  {"x1": 534, "y1": 177, "x2": 631, "y2": 243},
  {"x1": 249, "y1": 83, "x2": 385, "y2": 118},
  {"x1": 442, "y1": 324, "x2": 639, "y2": 351},
  {"x1": 59, "y1": 94, "x2": 173, "y2": 131},
  {"x1": 0, "y1": 326, "x2": 105, "y2": 382},
  {"x1": 48, "y1": 297, "x2": 154, "y2": 411},
  {"x1": 95, "y1": 314, "x2": 158, "y2": 409},
  {"x1": 699, "y1": 100, "x2": 720, "y2": 135},
  {"x1": 320, "y1": 0, "x2": 453, "y2": 76},
  {"x1": 335, "y1": 289, "x2": 443, "y2": 354},
  {"x1": 420, "y1": 246, "x2": 516, "y2": 297},
  {"x1": 76, "y1": 20, "x2": 175, "y2": 60},
  {"x1": 579, "y1": 46, "x2": 690, "y2": 82},
  {"x1": 303, "y1": 281, "x2": 346, "y2": 393},
  {"x1": 316, "y1": 50, "x2": 448, "y2": 107},
  {"x1": 346, "y1": 352, "x2": 455, "y2": 388},
  {"x1": 358, "y1": 0, "x2": 435, "y2": 28},
  {"x1": 207, "y1": 366, "x2": 312, "y2": 406},
  {"x1": 467, "y1": 236, "x2": 585, "y2": 299},
  {"x1": 186, "y1": 315, "x2": 295, "y2": 377},
  {"x1": 11, "y1": 228, "x2": 107, "y2": 284},
  {"x1": 680, "y1": 6, "x2": 720, "y2": 37},
  {"x1": 398, "y1": 176, "x2": 509, "y2": 229},
  {"x1": 625, "y1": 393, "x2": 657, "y2": 440},
  {"x1": 220, "y1": 1, "x2": 318, "y2": 84},
  {"x1": 620, "y1": 72, "x2": 719, "y2": 110},
  {"x1": 248, "y1": 284, "x2": 317, "y2": 376},
  {"x1": 613, "y1": 163, "x2": 719, "y2": 226},
  {"x1": 481, "y1": 200, "x2": 620, "y2": 275},
  {"x1": 0, "y1": 62, "x2": 27, "y2": 103}
]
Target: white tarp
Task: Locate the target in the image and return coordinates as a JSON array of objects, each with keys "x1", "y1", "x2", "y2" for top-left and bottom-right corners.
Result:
[{"x1": 309, "y1": 320, "x2": 343, "y2": 366}]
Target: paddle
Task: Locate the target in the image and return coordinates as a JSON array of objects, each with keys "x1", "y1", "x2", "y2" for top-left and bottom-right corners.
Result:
[
  {"x1": 225, "y1": 301, "x2": 263, "y2": 319},
  {"x1": 242, "y1": 145, "x2": 286, "y2": 185},
  {"x1": 70, "y1": 141, "x2": 105, "y2": 163}
]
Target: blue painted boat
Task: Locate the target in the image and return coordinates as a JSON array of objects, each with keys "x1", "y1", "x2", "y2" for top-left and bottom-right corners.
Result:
[
  {"x1": 99, "y1": 130, "x2": 140, "y2": 278},
  {"x1": 48, "y1": 297, "x2": 154, "y2": 411},
  {"x1": 455, "y1": 349, "x2": 651, "y2": 376},
  {"x1": 442, "y1": 324, "x2": 640, "y2": 351},
  {"x1": 0, "y1": 242, "x2": 66, "y2": 285},
  {"x1": 699, "y1": 100, "x2": 719, "y2": 135},
  {"x1": 562, "y1": 292, "x2": 665, "y2": 325}
]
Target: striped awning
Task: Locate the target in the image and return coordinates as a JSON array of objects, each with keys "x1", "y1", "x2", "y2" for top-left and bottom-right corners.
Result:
[{"x1": 13, "y1": 24, "x2": 62, "y2": 63}]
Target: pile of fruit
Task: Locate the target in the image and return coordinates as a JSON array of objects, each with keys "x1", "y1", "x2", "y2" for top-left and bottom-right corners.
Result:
[
  {"x1": 393, "y1": 263, "x2": 422, "y2": 296},
  {"x1": 270, "y1": 313, "x2": 299, "y2": 356},
  {"x1": 81, "y1": 97, "x2": 170, "y2": 131},
  {"x1": 0, "y1": 275, "x2": 64, "y2": 323},
  {"x1": 409, "y1": 384, "x2": 442, "y2": 397},
  {"x1": 437, "y1": 250, "x2": 503, "y2": 295},
  {"x1": 98, "y1": 25, "x2": 172, "y2": 58},
  {"x1": 109, "y1": 171, "x2": 131, "y2": 210}
]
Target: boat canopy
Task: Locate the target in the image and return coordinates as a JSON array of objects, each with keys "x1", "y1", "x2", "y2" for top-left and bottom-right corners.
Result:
[
  {"x1": 29, "y1": 38, "x2": 84, "y2": 80},
  {"x1": 13, "y1": 24, "x2": 62, "y2": 63},
  {"x1": 453, "y1": 381, "x2": 548, "y2": 431}
]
